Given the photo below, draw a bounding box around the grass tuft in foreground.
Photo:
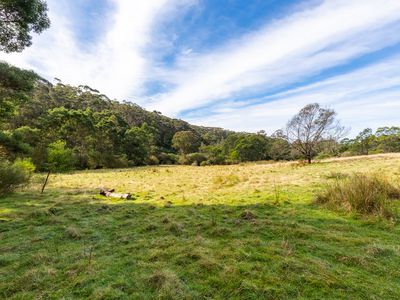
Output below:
[316,173,400,219]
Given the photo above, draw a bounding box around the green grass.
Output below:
[1,154,400,299]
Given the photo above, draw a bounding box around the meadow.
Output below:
[1,154,400,299]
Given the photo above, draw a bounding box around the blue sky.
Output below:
[1,0,400,135]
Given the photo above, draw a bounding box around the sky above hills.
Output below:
[1,0,400,135]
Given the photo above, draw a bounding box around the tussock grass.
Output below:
[212,173,242,187]
[323,171,349,180]
[65,226,82,239]
[316,173,400,219]
[147,269,190,299]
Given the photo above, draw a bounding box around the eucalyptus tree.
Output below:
[286,103,346,163]
[0,0,50,52]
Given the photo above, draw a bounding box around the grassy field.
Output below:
[1,154,400,299]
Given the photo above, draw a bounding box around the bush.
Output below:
[200,160,211,166]
[316,173,400,219]
[13,158,36,174]
[47,140,76,172]
[315,152,333,160]
[178,153,208,165]
[147,155,159,165]
[157,152,178,165]
[0,158,33,197]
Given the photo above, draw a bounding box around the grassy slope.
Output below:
[1,154,400,299]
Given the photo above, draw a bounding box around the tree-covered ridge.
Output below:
[0,62,235,170]
[1,61,399,173]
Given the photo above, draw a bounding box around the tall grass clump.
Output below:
[213,173,241,187]
[316,173,400,219]
[0,158,35,197]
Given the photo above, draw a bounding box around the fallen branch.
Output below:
[99,188,132,200]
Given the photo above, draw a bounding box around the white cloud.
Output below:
[185,55,400,136]
[145,0,400,116]
[0,0,189,100]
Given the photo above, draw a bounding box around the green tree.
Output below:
[230,134,269,162]
[0,62,41,125]
[269,138,291,161]
[124,124,153,165]
[354,128,374,155]
[172,131,200,155]
[375,127,400,153]
[47,140,75,172]
[0,0,50,52]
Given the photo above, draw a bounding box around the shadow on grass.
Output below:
[1,191,400,299]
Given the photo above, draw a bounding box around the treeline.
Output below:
[1,62,400,174]
[340,127,400,156]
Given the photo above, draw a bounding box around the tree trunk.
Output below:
[307,156,312,164]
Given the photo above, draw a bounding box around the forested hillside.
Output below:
[0,62,235,170]
[1,61,400,173]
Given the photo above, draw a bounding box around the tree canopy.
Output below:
[172,131,201,155]
[0,0,50,52]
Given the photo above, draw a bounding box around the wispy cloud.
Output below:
[186,54,400,135]
[145,0,400,117]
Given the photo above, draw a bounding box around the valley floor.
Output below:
[1,154,400,299]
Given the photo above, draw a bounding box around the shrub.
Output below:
[147,155,159,165]
[0,158,33,197]
[315,152,333,160]
[200,160,211,166]
[13,158,36,174]
[178,153,208,165]
[315,173,400,219]
[47,140,76,172]
[158,152,178,165]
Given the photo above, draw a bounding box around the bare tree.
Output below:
[286,103,346,163]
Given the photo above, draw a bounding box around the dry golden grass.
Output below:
[26,153,400,207]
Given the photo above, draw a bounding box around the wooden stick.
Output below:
[41,171,51,194]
